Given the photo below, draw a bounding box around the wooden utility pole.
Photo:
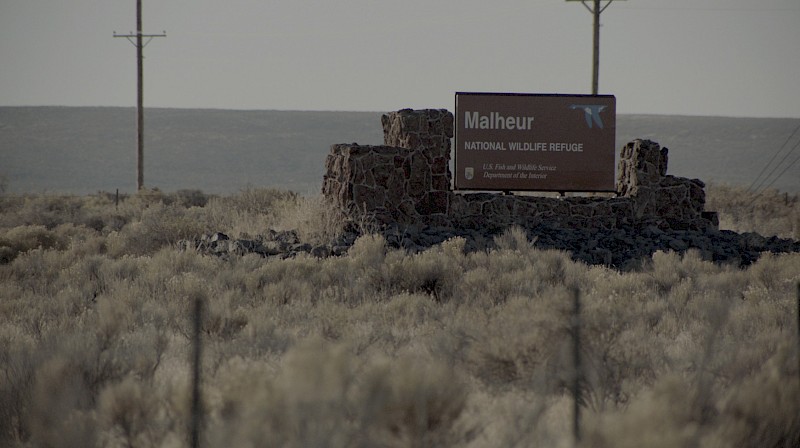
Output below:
[566,0,624,95]
[114,0,165,190]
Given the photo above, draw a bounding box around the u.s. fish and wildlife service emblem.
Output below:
[464,167,474,180]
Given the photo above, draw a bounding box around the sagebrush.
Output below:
[0,187,798,447]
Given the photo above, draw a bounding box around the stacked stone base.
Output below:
[449,194,637,232]
[322,109,718,233]
[322,143,451,226]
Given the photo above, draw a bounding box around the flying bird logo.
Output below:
[569,104,607,129]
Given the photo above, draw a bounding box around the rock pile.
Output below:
[181,223,799,269]
[177,229,351,261]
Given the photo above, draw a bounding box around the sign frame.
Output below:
[454,92,616,193]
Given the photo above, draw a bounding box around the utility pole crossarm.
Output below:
[566,0,624,95]
[113,31,167,37]
[114,31,167,48]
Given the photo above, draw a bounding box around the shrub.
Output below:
[710,345,800,448]
[27,354,97,448]
[174,189,211,208]
[96,375,159,448]
[107,203,208,256]
[208,339,466,447]
[198,188,296,239]
[272,194,346,246]
[230,186,296,215]
[0,225,61,264]
[493,225,533,252]
[1,189,798,448]
[0,322,37,445]
[381,242,465,301]
[384,292,441,328]
[358,354,467,446]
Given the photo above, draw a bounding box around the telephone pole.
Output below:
[114,0,165,190]
[566,0,624,95]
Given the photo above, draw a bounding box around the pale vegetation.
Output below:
[706,183,799,240]
[0,185,798,447]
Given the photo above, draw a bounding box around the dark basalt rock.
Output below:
[180,223,799,270]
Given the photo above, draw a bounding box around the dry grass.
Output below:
[706,183,799,239]
[0,188,798,447]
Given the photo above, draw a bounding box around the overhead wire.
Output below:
[746,121,800,193]
[746,134,800,208]
[755,140,800,194]
[613,6,800,12]
[751,131,800,194]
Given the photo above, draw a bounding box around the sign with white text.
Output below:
[454,92,616,191]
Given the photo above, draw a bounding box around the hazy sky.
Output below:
[2,0,799,117]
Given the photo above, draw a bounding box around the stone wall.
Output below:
[322,109,718,232]
[322,109,453,226]
[617,139,714,229]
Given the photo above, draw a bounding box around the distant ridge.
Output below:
[1,107,798,194]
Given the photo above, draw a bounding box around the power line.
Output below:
[746,137,800,208]
[746,121,800,193]
[614,6,800,12]
[750,128,800,195]
[756,141,800,194]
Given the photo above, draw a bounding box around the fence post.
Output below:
[190,298,203,448]
[572,287,582,446]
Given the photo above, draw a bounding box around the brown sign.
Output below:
[454,92,616,192]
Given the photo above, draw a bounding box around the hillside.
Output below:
[1,107,798,194]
